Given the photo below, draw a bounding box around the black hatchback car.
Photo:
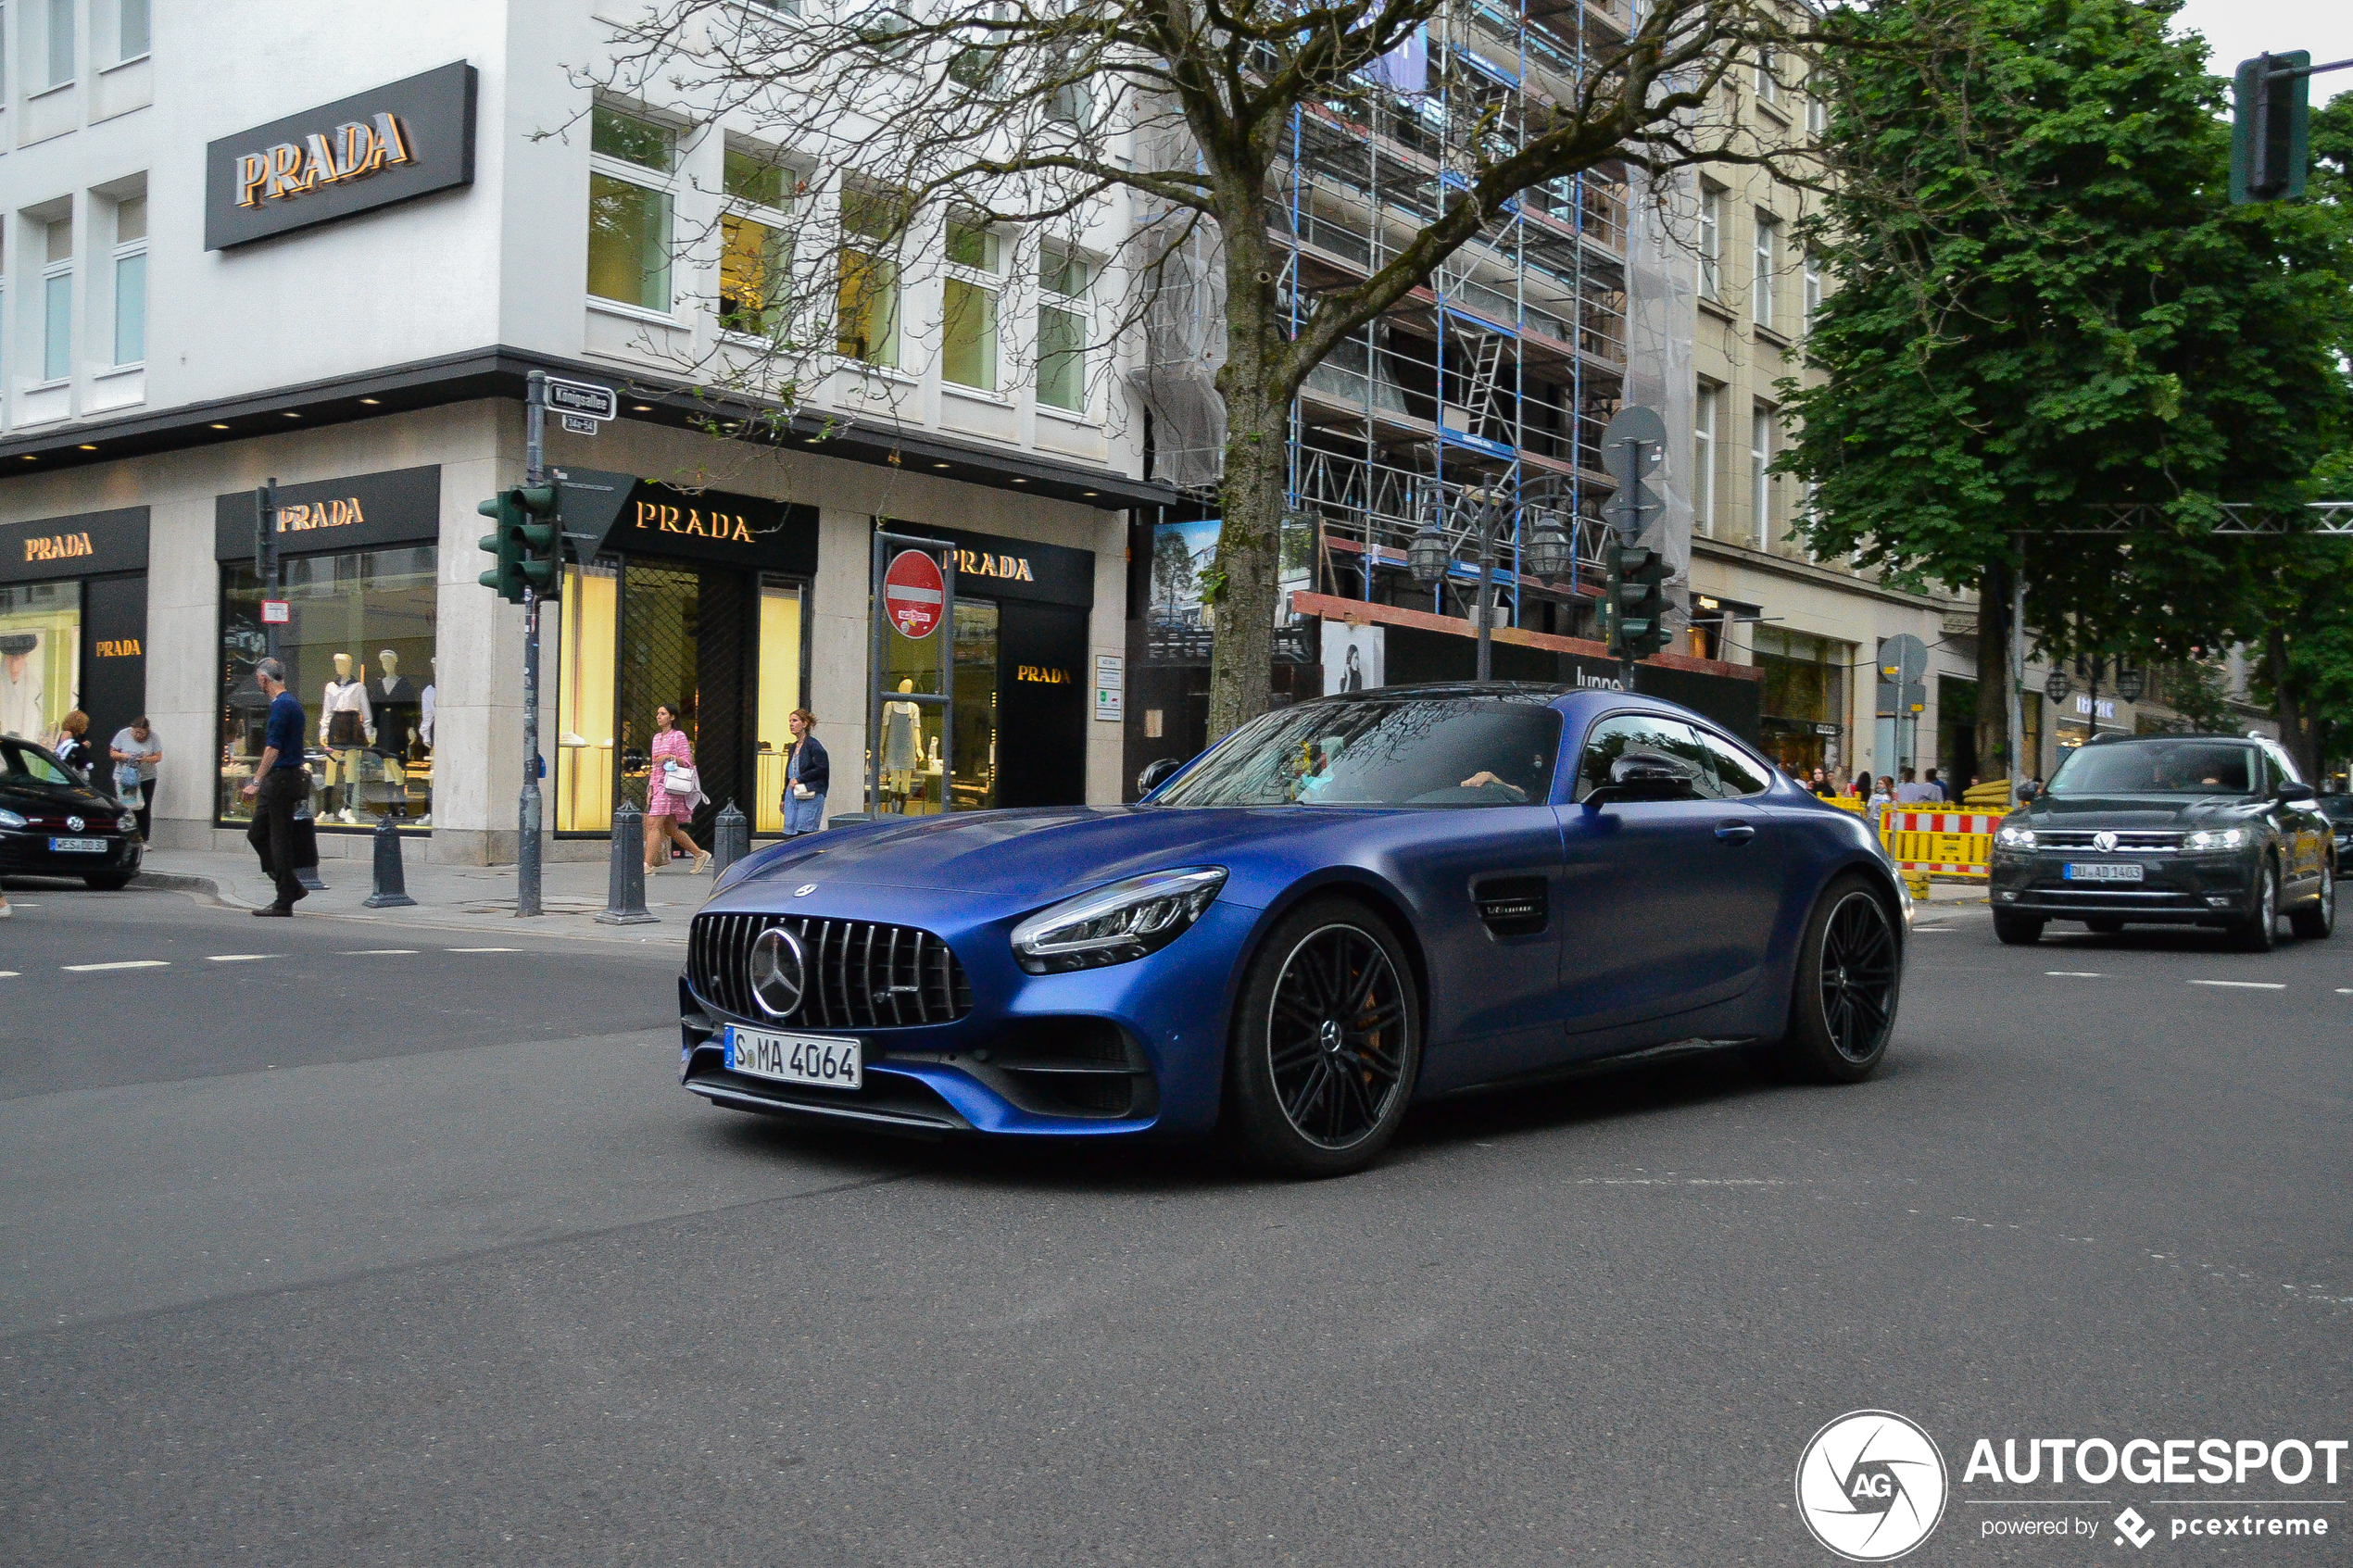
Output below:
[0,735,142,889]
[1989,734,2334,950]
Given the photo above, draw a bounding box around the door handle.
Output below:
[1715,821,1756,846]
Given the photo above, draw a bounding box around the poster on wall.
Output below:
[1321,621,1385,695]
[1149,514,1316,665]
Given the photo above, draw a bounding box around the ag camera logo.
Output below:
[1795,1410,1949,1562]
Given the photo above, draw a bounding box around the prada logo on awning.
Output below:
[236,117,415,208]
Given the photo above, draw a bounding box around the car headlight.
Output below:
[2184,827,2249,851]
[1012,867,1227,974]
[0,809,23,829]
[1995,824,2036,848]
[119,812,139,834]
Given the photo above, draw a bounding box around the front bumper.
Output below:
[676,897,1260,1139]
[1990,848,2258,923]
[0,829,141,878]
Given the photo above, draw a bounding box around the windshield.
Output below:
[2047,740,2258,797]
[0,739,78,788]
[1154,696,1564,808]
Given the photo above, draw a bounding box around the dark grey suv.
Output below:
[1988,734,2334,950]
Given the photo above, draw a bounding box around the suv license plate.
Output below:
[48,836,107,854]
[725,1025,862,1090]
[2063,862,2143,882]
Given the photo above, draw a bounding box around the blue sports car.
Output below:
[682,684,1910,1175]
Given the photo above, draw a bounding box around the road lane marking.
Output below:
[207,954,281,963]
[63,960,170,972]
[337,948,419,955]
[445,947,520,953]
[2188,980,2286,990]
[2045,972,2105,978]
[0,971,18,979]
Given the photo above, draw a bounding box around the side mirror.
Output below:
[2016,780,2040,801]
[2279,781,2317,804]
[1136,757,1187,797]
[1586,749,1704,806]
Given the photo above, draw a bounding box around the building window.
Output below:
[1752,625,1850,776]
[1751,404,1774,549]
[719,146,791,338]
[41,217,71,383]
[1806,92,1826,138]
[45,0,73,85]
[585,106,675,312]
[837,188,903,368]
[0,582,81,742]
[1038,244,1092,412]
[1693,383,1718,536]
[112,194,145,366]
[1803,247,1822,327]
[1752,212,1777,332]
[1755,47,1778,105]
[941,215,1001,391]
[119,0,147,59]
[1697,184,1721,302]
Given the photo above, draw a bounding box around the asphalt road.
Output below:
[1,887,2346,1565]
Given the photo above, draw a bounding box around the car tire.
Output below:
[2084,917,2124,935]
[1994,911,2045,946]
[2232,860,2280,953]
[1778,873,1903,1085]
[1221,897,1422,1178]
[83,872,133,892]
[2288,858,2334,941]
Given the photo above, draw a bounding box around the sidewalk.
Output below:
[126,846,704,948]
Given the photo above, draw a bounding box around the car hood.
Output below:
[734,805,1370,905]
[2022,794,2267,828]
[1,778,120,817]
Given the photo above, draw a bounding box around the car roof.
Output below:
[2082,732,2257,747]
[1290,680,1730,731]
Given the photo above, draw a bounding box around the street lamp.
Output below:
[1524,507,1573,583]
[1406,492,1451,584]
[2114,666,2146,704]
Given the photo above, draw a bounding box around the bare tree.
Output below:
[579,0,1818,737]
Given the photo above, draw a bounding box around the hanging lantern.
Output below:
[1407,519,1451,583]
[1524,508,1573,581]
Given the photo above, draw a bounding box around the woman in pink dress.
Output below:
[644,703,711,874]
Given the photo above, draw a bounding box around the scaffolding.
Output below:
[1269,0,1635,633]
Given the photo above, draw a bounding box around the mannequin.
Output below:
[419,659,436,749]
[321,651,374,822]
[882,677,924,809]
[414,658,436,826]
[371,649,421,818]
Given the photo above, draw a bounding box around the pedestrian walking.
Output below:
[1867,775,1894,816]
[644,703,711,874]
[110,716,163,840]
[783,709,829,835]
[1923,767,1949,802]
[1850,770,1871,798]
[51,710,94,776]
[1894,767,1935,804]
[239,659,310,915]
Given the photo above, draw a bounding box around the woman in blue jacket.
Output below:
[784,709,828,835]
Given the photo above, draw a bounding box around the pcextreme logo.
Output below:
[1795,1410,1950,1562]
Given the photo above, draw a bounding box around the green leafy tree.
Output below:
[1784,0,2353,772]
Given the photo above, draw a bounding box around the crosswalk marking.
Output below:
[64,960,170,972]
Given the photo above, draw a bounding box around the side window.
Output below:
[1576,714,1707,801]
[2259,740,2302,787]
[1696,729,1774,797]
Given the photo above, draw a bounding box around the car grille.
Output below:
[688,911,974,1029]
[2034,830,2183,852]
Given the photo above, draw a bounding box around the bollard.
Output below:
[361,814,417,908]
[711,801,749,879]
[596,798,659,924]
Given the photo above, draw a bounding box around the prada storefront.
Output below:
[215,466,441,831]
[0,508,149,753]
[556,482,814,839]
[875,523,1092,816]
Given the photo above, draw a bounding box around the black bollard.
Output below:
[711,801,749,878]
[360,814,417,908]
[596,799,659,924]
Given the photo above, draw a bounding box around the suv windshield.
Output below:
[2047,740,2259,797]
[1154,695,1563,808]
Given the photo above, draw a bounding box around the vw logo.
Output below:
[794,884,818,897]
[66,816,83,833]
[747,926,808,1020]
[2093,831,2119,853]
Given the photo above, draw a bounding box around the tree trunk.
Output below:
[2265,625,2321,782]
[1204,214,1290,743]
[1976,559,2011,783]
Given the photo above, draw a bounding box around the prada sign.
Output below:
[206,62,477,250]
[0,508,150,584]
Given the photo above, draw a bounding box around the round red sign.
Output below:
[882,548,946,640]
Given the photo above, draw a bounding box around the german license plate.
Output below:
[725,1025,862,1090]
[48,836,107,854]
[2063,862,2143,882]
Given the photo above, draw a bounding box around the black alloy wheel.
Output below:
[1993,910,2045,946]
[1780,873,1902,1083]
[2289,858,2334,941]
[2233,860,2280,953]
[1223,898,1421,1177]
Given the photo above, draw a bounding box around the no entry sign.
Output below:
[883,548,946,639]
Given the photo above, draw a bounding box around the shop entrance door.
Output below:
[617,561,699,819]
[995,600,1088,809]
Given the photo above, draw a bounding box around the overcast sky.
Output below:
[2168,0,2350,103]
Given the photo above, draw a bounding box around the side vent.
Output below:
[1473,875,1549,937]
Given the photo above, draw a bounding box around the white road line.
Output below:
[2189,979,2287,990]
[2045,972,2106,978]
[0,971,18,979]
[337,948,419,956]
[445,947,521,953]
[63,960,170,972]
[206,954,281,963]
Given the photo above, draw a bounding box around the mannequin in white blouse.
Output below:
[321,651,374,821]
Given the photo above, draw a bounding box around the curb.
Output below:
[131,870,222,896]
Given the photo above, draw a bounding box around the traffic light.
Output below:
[2231,53,2309,204]
[475,484,560,604]
[1604,542,1669,661]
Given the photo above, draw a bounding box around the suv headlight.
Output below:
[1995,824,2036,849]
[2184,827,2249,851]
[1012,867,1227,974]
[0,808,24,829]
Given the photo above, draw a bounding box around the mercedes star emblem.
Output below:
[794,884,818,897]
[2093,831,2119,853]
[747,926,808,1020]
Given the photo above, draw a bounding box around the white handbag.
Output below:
[662,760,699,795]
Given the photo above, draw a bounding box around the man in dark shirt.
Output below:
[239,658,309,914]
